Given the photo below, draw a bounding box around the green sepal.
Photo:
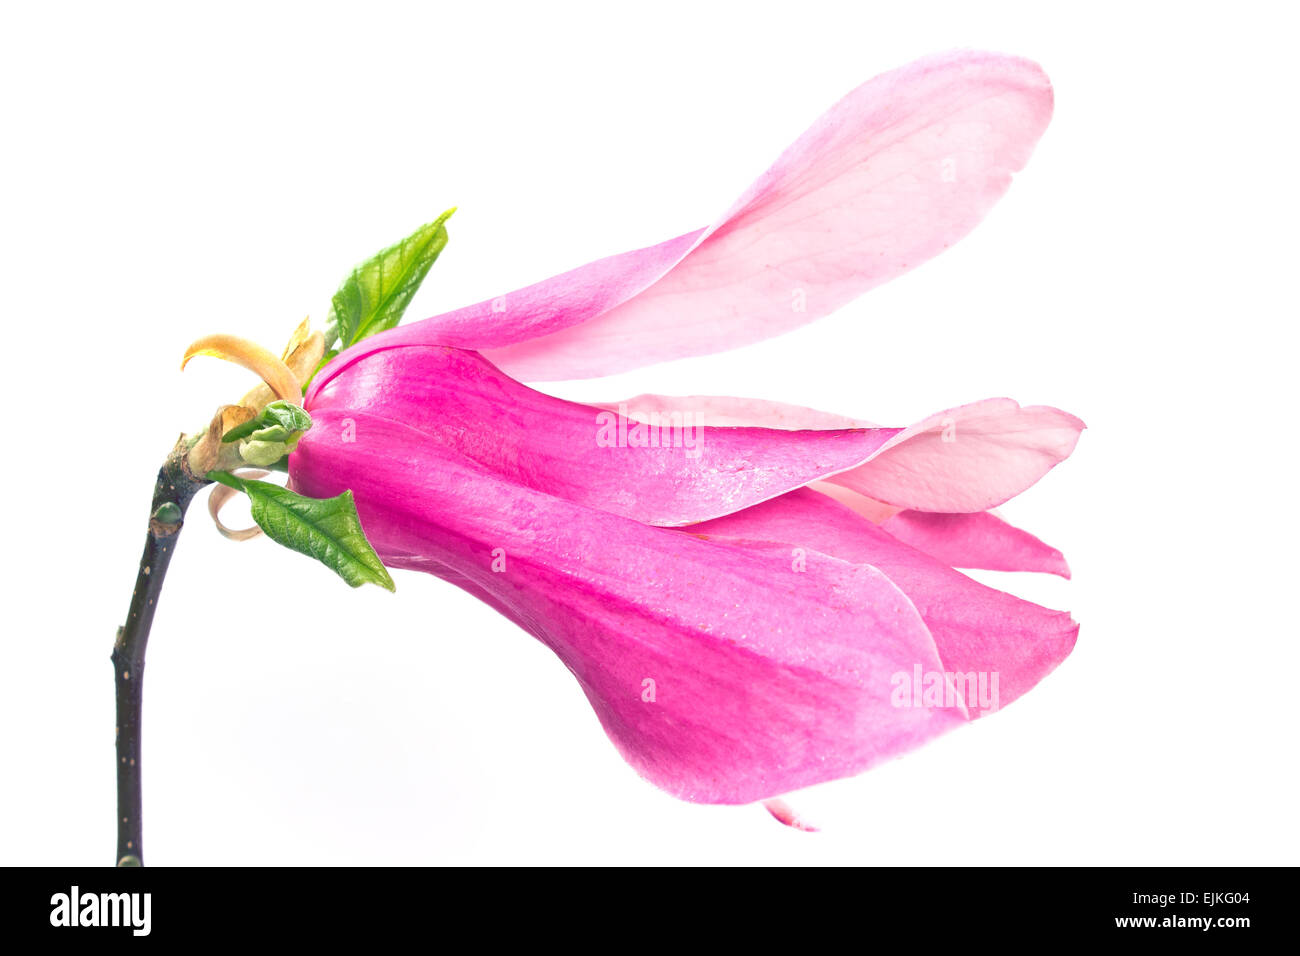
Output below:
[207,471,395,592]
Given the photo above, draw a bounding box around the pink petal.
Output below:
[828,398,1085,512]
[309,50,1053,392]
[808,482,903,523]
[489,50,1053,380]
[291,410,968,804]
[689,488,1078,715]
[763,798,820,832]
[307,345,897,527]
[601,392,1085,514]
[881,510,1071,578]
[307,229,703,399]
[798,483,1071,577]
[310,347,1081,526]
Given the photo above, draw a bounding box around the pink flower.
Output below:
[290,50,1080,804]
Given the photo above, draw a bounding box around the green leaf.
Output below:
[207,472,395,592]
[222,400,313,443]
[326,208,455,350]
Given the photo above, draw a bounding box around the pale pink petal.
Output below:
[488,50,1053,380]
[828,398,1085,512]
[308,50,1053,393]
[291,410,967,803]
[598,392,1085,514]
[881,509,1071,577]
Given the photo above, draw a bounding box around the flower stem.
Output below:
[112,436,209,866]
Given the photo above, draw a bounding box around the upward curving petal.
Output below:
[487,50,1054,380]
[309,50,1053,391]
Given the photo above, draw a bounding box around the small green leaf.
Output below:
[222,401,313,443]
[207,471,395,592]
[325,208,455,350]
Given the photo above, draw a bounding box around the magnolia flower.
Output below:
[279,50,1081,805]
[294,361,1081,803]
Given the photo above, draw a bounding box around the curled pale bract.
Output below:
[207,468,271,541]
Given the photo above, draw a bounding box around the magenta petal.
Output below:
[291,410,968,803]
[881,510,1071,578]
[310,347,1080,526]
[307,345,900,527]
[308,50,1053,391]
[689,488,1078,715]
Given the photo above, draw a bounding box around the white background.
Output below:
[3,1,1296,865]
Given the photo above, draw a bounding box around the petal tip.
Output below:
[763,798,820,833]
